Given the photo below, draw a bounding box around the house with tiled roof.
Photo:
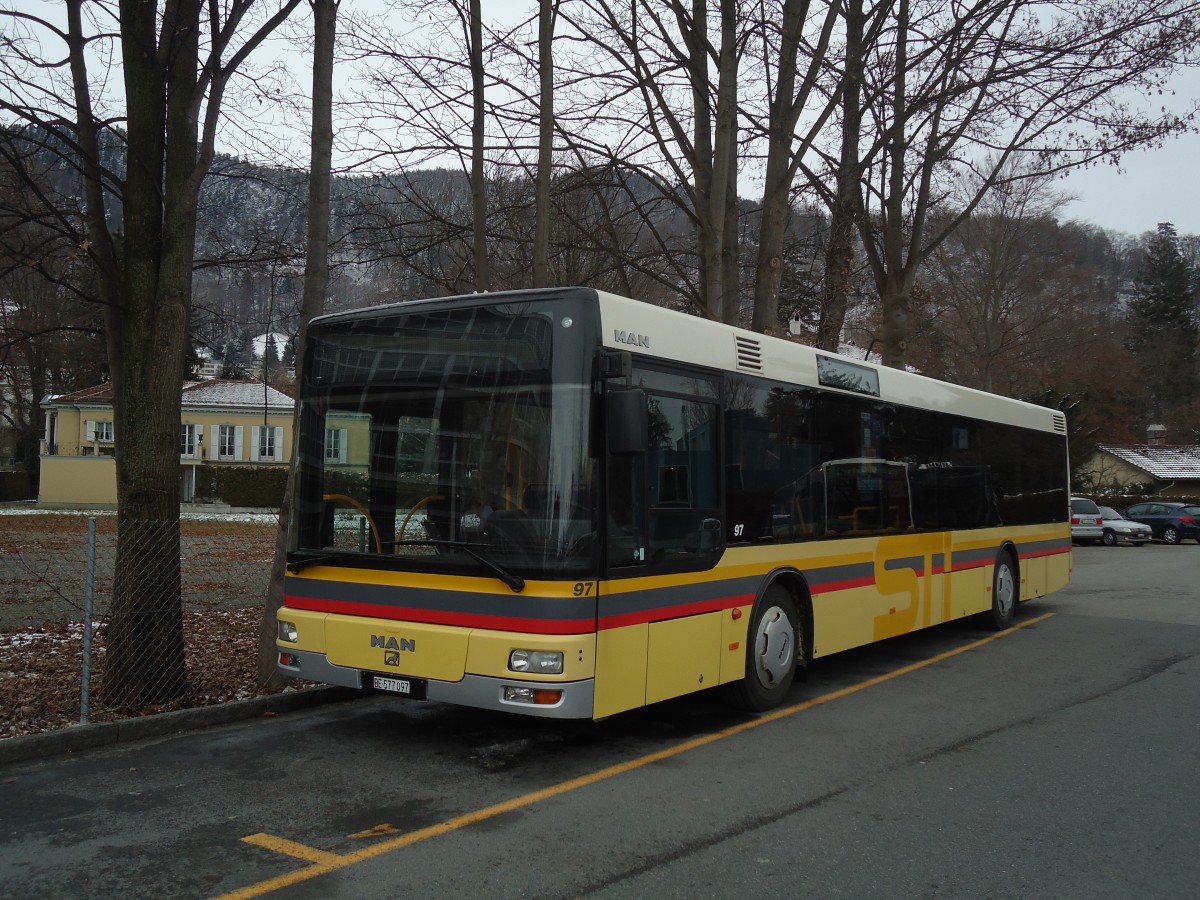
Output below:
[1077,443,1200,498]
[39,380,295,508]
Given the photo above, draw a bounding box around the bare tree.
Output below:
[919,168,1097,393]
[258,0,338,687]
[850,0,1200,369]
[1,0,300,705]
[745,0,843,334]
[561,0,746,322]
[341,0,510,294]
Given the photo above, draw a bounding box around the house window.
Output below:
[259,426,275,460]
[218,425,242,461]
[251,425,283,462]
[324,427,347,464]
[181,424,200,459]
[86,420,114,442]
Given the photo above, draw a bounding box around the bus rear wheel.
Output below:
[981,550,1017,631]
[727,585,799,712]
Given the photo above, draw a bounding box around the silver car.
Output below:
[1098,506,1152,546]
[1070,497,1104,544]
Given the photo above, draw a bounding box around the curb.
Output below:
[0,685,359,767]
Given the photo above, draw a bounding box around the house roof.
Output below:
[46,380,294,411]
[43,383,114,405]
[1097,444,1200,480]
[182,380,293,410]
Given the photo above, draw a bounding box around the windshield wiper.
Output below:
[286,554,337,574]
[394,540,526,593]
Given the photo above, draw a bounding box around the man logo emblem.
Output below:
[384,651,400,667]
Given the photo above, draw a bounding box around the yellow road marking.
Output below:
[217,612,1054,899]
[239,834,345,867]
[350,823,400,839]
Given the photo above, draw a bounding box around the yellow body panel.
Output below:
[949,566,989,620]
[464,631,596,681]
[282,522,1071,718]
[594,624,648,718]
[284,609,596,683]
[645,612,722,705]
[326,617,470,681]
[1022,555,1047,599]
[719,606,753,684]
[811,586,881,657]
[276,608,327,652]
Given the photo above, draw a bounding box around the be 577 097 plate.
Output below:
[369,674,427,699]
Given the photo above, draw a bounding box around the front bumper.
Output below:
[279,648,596,719]
[1110,530,1151,544]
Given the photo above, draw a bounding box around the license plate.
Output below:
[369,675,426,699]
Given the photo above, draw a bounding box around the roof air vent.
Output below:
[1052,413,1067,434]
[735,336,763,372]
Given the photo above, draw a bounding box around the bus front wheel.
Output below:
[727,585,799,712]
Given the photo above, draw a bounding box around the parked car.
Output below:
[1097,506,1152,546]
[1069,496,1104,544]
[1119,501,1200,545]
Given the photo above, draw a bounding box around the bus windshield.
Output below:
[291,299,598,580]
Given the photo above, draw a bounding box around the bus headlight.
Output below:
[509,649,563,674]
[278,620,299,643]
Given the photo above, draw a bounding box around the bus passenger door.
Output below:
[595,376,724,717]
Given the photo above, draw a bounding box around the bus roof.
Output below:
[308,286,1065,436]
[594,289,1063,435]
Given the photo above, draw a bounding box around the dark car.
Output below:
[1119,501,1200,544]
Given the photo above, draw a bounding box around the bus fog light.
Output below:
[279,651,299,667]
[278,620,299,643]
[503,685,564,705]
[509,649,563,674]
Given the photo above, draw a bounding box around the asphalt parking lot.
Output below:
[1,541,1198,899]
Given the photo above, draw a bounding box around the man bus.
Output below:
[276,287,1070,718]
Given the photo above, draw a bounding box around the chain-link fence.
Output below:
[0,512,280,737]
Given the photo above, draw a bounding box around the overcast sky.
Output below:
[1061,131,1200,238]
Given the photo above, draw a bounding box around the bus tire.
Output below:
[727,585,799,712]
[982,549,1018,630]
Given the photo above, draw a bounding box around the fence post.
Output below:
[80,517,96,724]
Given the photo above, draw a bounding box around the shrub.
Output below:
[194,466,288,508]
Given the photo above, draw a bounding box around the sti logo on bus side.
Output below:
[371,635,415,652]
[614,330,650,348]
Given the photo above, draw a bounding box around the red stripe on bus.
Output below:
[598,593,756,630]
[283,595,594,635]
[1020,547,1072,560]
[810,575,876,595]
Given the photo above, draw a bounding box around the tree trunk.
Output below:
[532,0,555,288]
[469,0,490,292]
[100,0,202,706]
[711,0,739,324]
[879,0,910,369]
[258,0,338,687]
[879,275,912,368]
[751,0,802,334]
[816,0,865,352]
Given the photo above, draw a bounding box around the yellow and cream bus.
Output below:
[276,287,1071,718]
